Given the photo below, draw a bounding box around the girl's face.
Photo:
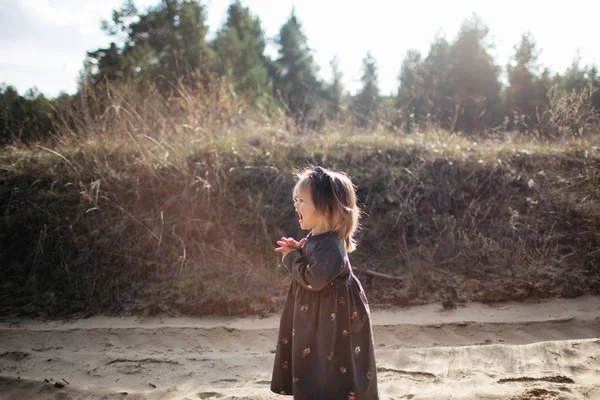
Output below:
[294,185,329,234]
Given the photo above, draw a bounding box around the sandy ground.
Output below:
[1,296,599,400]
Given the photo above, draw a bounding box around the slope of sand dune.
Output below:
[1,296,599,400]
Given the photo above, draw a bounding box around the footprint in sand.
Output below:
[53,391,74,400]
[197,392,224,399]
[0,351,30,361]
[210,378,238,384]
[512,388,559,399]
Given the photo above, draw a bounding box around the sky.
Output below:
[1,0,598,98]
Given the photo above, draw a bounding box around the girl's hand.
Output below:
[276,236,307,250]
[274,237,307,257]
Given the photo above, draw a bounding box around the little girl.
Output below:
[271,166,379,400]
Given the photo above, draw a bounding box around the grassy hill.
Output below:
[1,87,599,319]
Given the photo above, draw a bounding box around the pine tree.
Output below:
[88,0,213,89]
[422,36,453,128]
[396,49,424,131]
[447,15,501,133]
[86,42,124,83]
[326,55,344,119]
[505,32,543,131]
[353,52,379,127]
[212,1,269,99]
[273,8,321,124]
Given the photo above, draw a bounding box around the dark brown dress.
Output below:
[270,231,379,400]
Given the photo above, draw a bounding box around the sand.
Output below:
[1,296,599,400]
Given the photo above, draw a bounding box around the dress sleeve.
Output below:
[282,239,345,291]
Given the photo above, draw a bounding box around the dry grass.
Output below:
[1,81,599,319]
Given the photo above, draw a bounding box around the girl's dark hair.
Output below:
[293,165,361,252]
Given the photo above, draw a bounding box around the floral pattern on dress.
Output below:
[270,232,378,399]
